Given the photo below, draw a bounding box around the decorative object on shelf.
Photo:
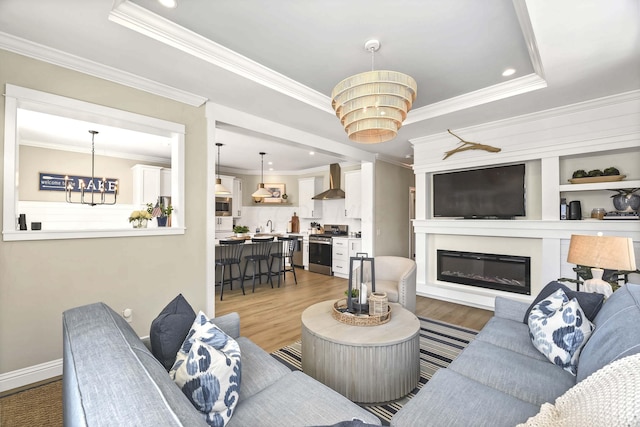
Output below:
[569,167,626,184]
[64,130,119,206]
[233,225,249,237]
[590,208,607,220]
[151,196,173,227]
[215,143,231,195]
[443,129,501,160]
[130,203,153,228]
[281,193,288,200]
[610,188,640,212]
[346,253,376,314]
[252,152,272,199]
[369,292,388,316]
[129,210,152,228]
[569,175,626,184]
[261,183,286,203]
[566,233,637,297]
[331,39,417,144]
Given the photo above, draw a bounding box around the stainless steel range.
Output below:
[308,224,348,275]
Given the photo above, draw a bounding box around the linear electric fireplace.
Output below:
[437,250,531,295]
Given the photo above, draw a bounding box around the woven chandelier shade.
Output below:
[331,70,417,144]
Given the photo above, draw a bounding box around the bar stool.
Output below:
[242,237,274,292]
[215,239,245,300]
[270,236,298,287]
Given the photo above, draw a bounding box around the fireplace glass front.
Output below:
[437,250,531,295]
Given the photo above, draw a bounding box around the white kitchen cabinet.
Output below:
[132,164,163,206]
[298,177,323,218]
[214,217,234,241]
[160,168,172,197]
[344,170,361,219]
[332,237,362,279]
[233,178,243,218]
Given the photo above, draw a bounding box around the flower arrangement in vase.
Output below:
[129,209,152,228]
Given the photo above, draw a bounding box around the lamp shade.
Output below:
[252,184,272,198]
[215,178,231,195]
[567,234,637,271]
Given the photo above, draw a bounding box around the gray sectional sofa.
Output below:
[63,283,640,426]
[391,282,640,426]
[62,302,381,427]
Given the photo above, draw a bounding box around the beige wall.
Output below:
[375,161,414,257]
[0,50,208,373]
[19,145,169,203]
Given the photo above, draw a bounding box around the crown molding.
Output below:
[109,1,332,114]
[0,31,207,107]
[410,88,640,147]
[404,73,547,125]
[110,1,547,127]
[512,0,545,79]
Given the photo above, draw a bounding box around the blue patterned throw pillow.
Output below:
[170,311,241,427]
[528,288,594,375]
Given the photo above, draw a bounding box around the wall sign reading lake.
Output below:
[39,173,118,193]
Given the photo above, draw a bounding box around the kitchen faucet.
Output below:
[266,219,273,233]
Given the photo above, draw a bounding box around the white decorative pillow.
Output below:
[528,288,594,375]
[170,311,241,427]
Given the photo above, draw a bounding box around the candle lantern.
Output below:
[347,253,376,314]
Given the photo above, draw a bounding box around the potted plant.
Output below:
[610,188,640,212]
[157,204,173,227]
[233,225,250,237]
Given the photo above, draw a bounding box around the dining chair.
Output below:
[242,237,275,292]
[270,236,298,287]
[215,239,245,300]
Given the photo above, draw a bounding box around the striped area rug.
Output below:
[271,317,478,425]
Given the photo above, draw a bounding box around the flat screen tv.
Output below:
[433,164,526,219]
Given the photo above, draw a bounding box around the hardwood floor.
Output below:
[215,268,493,353]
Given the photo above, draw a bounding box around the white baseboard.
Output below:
[0,359,63,393]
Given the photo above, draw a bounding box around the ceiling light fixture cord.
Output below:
[251,152,272,198]
[215,142,231,195]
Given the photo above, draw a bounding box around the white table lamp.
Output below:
[567,234,637,298]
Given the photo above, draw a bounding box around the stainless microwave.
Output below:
[215,197,232,216]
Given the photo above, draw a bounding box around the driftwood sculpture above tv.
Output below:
[443,129,501,160]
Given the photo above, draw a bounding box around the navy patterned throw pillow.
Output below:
[170,311,241,427]
[528,288,595,375]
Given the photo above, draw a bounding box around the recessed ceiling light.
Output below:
[268,161,273,165]
[502,68,516,77]
[158,0,177,8]
[309,151,315,155]
[268,167,274,171]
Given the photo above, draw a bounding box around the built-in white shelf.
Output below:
[414,219,640,240]
[559,179,640,193]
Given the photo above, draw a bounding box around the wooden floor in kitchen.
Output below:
[215,268,494,353]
